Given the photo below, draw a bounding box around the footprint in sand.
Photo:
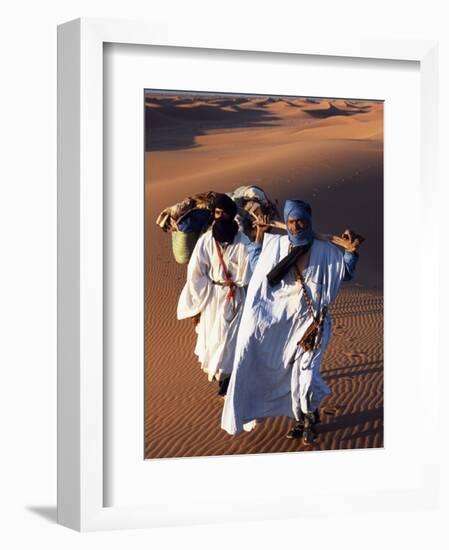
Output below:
[343,351,367,362]
[333,324,346,336]
[323,405,346,416]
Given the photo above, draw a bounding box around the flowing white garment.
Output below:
[221,234,347,435]
[177,230,252,381]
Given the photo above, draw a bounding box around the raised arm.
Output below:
[341,229,362,281]
[247,214,271,271]
[342,250,359,281]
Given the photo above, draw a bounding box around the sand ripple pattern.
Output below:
[145,273,383,458]
[144,94,383,458]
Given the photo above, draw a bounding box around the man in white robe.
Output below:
[221,199,360,443]
[177,194,252,395]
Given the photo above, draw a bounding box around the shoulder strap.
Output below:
[214,239,235,301]
[295,267,319,327]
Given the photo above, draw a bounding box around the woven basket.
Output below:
[171,231,200,264]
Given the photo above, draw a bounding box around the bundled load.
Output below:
[156,192,215,264]
[231,187,365,252]
[155,186,364,265]
[228,185,280,239]
[155,186,280,264]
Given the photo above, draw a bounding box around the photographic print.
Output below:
[144,91,383,459]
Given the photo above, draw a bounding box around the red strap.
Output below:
[214,239,235,301]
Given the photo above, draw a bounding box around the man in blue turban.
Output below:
[221,199,359,445]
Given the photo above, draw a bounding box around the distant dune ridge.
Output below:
[144,92,383,459]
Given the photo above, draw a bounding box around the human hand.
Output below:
[254,214,271,242]
[341,229,365,252]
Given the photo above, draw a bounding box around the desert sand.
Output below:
[144,94,383,458]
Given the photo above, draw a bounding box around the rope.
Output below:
[214,239,236,302]
[295,261,327,352]
[295,265,319,328]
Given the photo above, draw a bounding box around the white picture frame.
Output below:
[57,17,440,531]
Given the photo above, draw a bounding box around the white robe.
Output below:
[177,230,252,381]
[221,234,347,435]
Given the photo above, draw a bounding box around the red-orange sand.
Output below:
[144,95,383,458]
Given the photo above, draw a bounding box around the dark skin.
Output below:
[254,215,308,243]
[256,215,361,252]
[254,214,271,243]
[287,217,307,235]
[214,207,232,221]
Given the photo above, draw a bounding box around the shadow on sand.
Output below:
[303,102,370,119]
[145,97,282,152]
[323,359,383,381]
[318,407,384,436]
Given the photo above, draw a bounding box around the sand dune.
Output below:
[144,93,384,458]
[303,102,370,118]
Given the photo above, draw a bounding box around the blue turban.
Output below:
[283,199,313,246]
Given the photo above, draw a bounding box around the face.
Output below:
[214,208,231,221]
[287,217,307,235]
